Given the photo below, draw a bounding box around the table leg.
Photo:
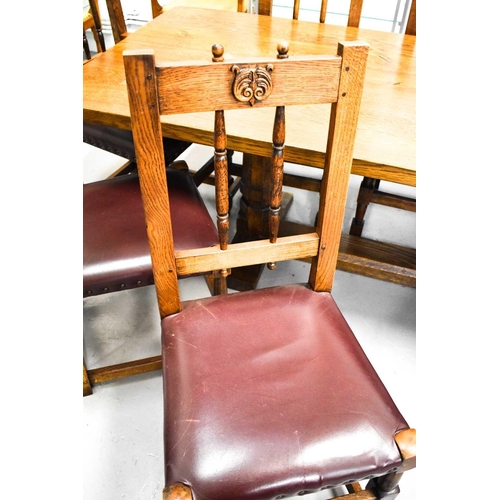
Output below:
[226,153,293,291]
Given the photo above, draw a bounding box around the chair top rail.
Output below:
[146,46,344,115]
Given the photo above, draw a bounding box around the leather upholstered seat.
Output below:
[162,284,408,499]
[84,168,218,297]
[120,40,416,499]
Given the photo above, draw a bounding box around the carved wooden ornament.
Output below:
[230,64,274,106]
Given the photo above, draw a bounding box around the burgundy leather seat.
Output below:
[162,284,408,499]
[83,168,219,297]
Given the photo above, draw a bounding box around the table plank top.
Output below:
[83,7,415,186]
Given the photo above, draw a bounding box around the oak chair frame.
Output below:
[122,36,416,499]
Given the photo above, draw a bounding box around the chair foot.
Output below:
[349,176,377,237]
[366,478,400,499]
[349,218,364,237]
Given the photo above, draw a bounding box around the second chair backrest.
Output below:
[260,0,415,33]
[123,40,369,319]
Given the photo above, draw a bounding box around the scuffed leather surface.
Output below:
[83,122,191,165]
[162,284,408,500]
[83,169,218,296]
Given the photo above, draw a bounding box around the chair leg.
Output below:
[349,176,377,237]
[365,428,416,499]
[163,483,193,500]
[83,361,93,396]
[366,473,401,499]
[83,33,92,60]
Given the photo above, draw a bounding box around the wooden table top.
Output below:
[83,7,416,186]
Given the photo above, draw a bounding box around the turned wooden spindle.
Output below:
[269,105,285,245]
[212,44,230,286]
[267,42,288,270]
[214,110,230,250]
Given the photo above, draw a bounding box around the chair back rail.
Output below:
[123,41,369,318]
[154,56,342,114]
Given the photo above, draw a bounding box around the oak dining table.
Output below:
[83,6,416,289]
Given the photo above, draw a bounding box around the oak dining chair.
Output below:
[123,37,416,499]
[83,158,222,396]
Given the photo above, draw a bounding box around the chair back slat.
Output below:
[405,0,416,35]
[258,0,273,16]
[291,0,365,26]
[347,0,364,27]
[156,56,342,115]
[319,0,328,23]
[151,0,163,19]
[123,40,369,318]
